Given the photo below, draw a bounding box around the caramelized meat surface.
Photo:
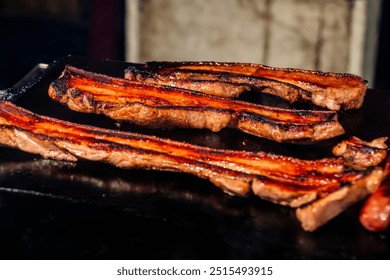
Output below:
[141,61,368,110]
[0,101,383,214]
[49,66,344,142]
[333,136,388,170]
[125,66,309,102]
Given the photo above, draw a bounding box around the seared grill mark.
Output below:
[237,111,335,130]
[49,66,344,142]
[50,78,67,98]
[70,89,82,98]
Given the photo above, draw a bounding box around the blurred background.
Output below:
[0,0,388,89]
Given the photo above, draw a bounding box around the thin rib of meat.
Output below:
[144,61,368,110]
[48,66,344,142]
[297,137,388,231]
[124,66,309,101]
[0,101,382,210]
[296,167,384,231]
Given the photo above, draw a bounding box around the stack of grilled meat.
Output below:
[0,61,388,232]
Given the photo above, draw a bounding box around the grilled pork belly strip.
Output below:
[144,61,368,110]
[48,66,344,142]
[297,138,388,231]
[124,66,310,102]
[125,66,252,98]
[0,101,383,212]
[296,167,384,232]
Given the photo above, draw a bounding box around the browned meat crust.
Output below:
[143,61,368,110]
[124,66,310,102]
[332,136,388,170]
[296,167,384,232]
[125,66,252,98]
[0,101,383,214]
[297,138,388,231]
[48,66,344,142]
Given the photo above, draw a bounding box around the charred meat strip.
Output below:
[333,136,388,170]
[297,139,388,232]
[124,66,310,102]
[0,101,383,212]
[125,66,252,98]
[48,66,344,142]
[144,61,368,110]
[296,167,384,232]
